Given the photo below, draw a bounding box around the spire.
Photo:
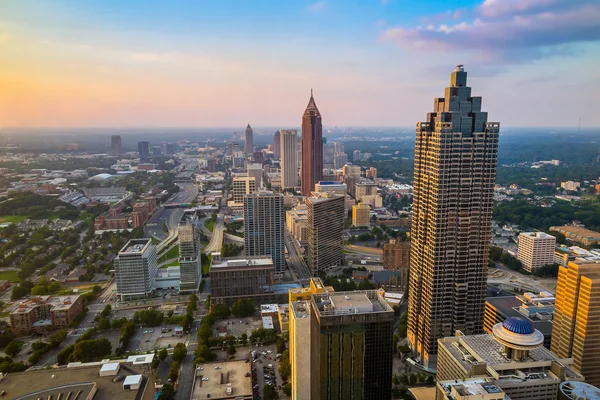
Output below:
[304,89,321,117]
[311,88,313,98]
[246,124,251,129]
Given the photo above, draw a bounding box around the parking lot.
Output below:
[127,324,188,352]
[249,343,288,399]
[212,316,263,338]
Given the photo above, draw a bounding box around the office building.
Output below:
[10,295,83,336]
[286,204,308,246]
[314,181,347,196]
[355,180,377,201]
[244,191,285,273]
[231,176,257,204]
[307,193,345,275]
[408,65,500,367]
[273,130,281,159]
[178,210,202,292]
[333,152,348,169]
[437,318,582,400]
[247,163,263,188]
[360,194,383,208]
[289,286,394,400]
[365,167,377,179]
[301,90,323,197]
[561,181,581,191]
[281,129,298,189]
[352,203,371,227]
[383,238,410,273]
[552,261,600,386]
[152,145,162,156]
[245,124,254,155]
[517,232,557,273]
[110,135,122,158]
[437,378,507,400]
[114,239,158,301]
[342,163,361,180]
[210,254,274,306]
[161,142,175,156]
[353,149,362,161]
[137,141,150,158]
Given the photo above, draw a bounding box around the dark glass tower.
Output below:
[301,90,323,197]
[408,65,500,367]
[245,124,254,155]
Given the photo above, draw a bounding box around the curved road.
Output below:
[204,214,225,254]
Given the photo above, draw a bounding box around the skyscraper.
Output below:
[551,261,600,386]
[408,65,500,367]
[244,191,285,273]
[245,124,254,155]
[273,130,281,159]
[114,239,158,301]
[231,176,257,204]
[138,141,150,158]
[178,210,202,292]
[306,193,344,275]
[110,135,122,158]
[280,129,298,189]
[247,163,263,188]
[301,90,323,197]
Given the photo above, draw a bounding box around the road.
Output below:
[488,262,557,294]
[344,244,384,255]
[145,183,199,241]
[204,214,225,254]
[284,231,312,285]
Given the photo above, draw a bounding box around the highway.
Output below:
[204,214,225,254]
[284,231,312,284]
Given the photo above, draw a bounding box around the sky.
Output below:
[1,0,599,128]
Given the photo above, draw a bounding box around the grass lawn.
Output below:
[0,270,19,282]
[201,254,212,275]
[0,215,27,223]
[158,244,179,264]
[204,218,215,232]
[150,236,161,245]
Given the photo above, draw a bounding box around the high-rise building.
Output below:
[137,141,150,158]
[383,238,410,271]
[365,167,377,179]
[332,141,344,154]
[353,149,362,161]
[551,261,600,387]
[178,210,202,292]
[323,142,334,169]
[342,163,361,180]
[301,91,323,197]
[436,318,582,400]
[273,130,281,159]
[289,286,395,400]
[110,135,122,158]
[247,163,263,188]
[352,203,371,227]
[114,239,158,301]
[280,129,298,189]
[244,191,285,273]
[314,181,346,196]
[152,145,162,156]
[333,152,348,169]
[354,180,377,201]
[245,124,254,155]
[306,193,344,275]
[231,176,257,204]
[408,65,500,367]
[517,232,556,273]
[161,142,176,156]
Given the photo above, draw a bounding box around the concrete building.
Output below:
[280,129,298,189]
[342,163,361,181]
[244,124,253,155]
[552,261,600,387]
[517,232,556,272]
[360,194,383,208]
[137,141,150,158]
[307,193,345,275]
[110,135,122,158]
[437,318,583,400]
[244,191,285,273]
[231,176,257,205]
[550,225,600,247]
[409,65,500,367]
[333,152,348,169]
[365,167,377,179]
[301,90,323,197]
[314,181,347,198]
[273,130,281,159]
[437,378,507,400]
[355,180,377,201]
[286,204,308,246]
[383,238,410,273]
[289,286,394,400]
[352,203,371,227]
[178,210,202,292]
[246,163,263,188]
[191,360,252,400]
[561,181,581,191]
[114,239,158,301]
[10,295,83,335]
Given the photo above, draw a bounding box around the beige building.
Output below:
[550,225,600,247]
[551,261,600,387]
[342,163,361,180]
[437,379,507,400]
[561,181,580,191]
[517,232,556,272]
[365,167,377,179]
[352,203,371,227]
[230,176,257,205]
[286,204,308,246]
[306,193,345,275]
[408,65,500,367]
[246,163,263,188]
[280,129,298,189]
[383,239,410,272]
[191,360,252,399]
[354,180,377,201]
[314,181,347,196]
[10,295,83,335]
[360,194,383,208]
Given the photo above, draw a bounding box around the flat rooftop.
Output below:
[211,256,273,269]
[120,238,152,254]
[439,378,508,399]
[486,296,553,336]
[551,226,600,241]
[179,210,198,225]
[313,290,392,316]
[0,364,154,400]
[291,300,310,319]
[520,231,556,239]
[191,360,252,400]
[11,294,81,314]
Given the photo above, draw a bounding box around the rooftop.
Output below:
[486,296,554,336]
[312,290,392,317]
[439,378,508,400]
[120,238,152,254]
[291,300,310,319]
[11,294,81,314]
[551,225,600,241]
[560,381,600,399]
[191,360,252,400]
[211,256,273,269]
[519,231,555,239]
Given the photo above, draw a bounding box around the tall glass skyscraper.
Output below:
[408,65,500,367]
[178,210,201,292]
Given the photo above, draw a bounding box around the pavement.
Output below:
[488,262,557,294]
[204,214,225,254]
[284,231,311,285]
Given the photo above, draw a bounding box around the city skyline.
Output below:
[1,0,599,128]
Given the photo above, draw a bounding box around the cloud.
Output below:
[374,19,386,27]
[380,1,600,64]
[306,1,327,13]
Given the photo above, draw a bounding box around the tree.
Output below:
[158,383,176,400]
[47,281,61,293]
[133,309,164,326]
[100,304,112,318]
[239,333,248,346]
[231,298,256,317]
[358,278,374,290]
[172,343,187,363]
[169,361,180,382]
[195,344,216,363]
[276,337,286,354]
[4,341,22,358]
[158,348,169,362]
[97,317,111,331]
[57,344,75,365]
[227,344,236,355]
[151,351,160,370]
[263,384,278,400]
[71,338,112,362]
[282,383,291,397]
[11,285,30,300]
[278,350,291,379]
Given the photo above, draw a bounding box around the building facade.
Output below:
[383,238,411,273]
[114,239,158,301]
[551,261,600,387]
[307,194,345,275]
[354,181,377,201]
[178,210,202,292]
[246,163,263,188]
[517,232,556,272]
[352,203,371,227]
[138,141,150,158]
[110,135,122,158]
[273,130,281,159]
[280,129,298,189]
[301,91,323,197]
[244,124,253,155]
[244,191,285,273]
[314,181,347,196]
[232,176,257,204]
[408,65,500,367]
[10,295,83,336]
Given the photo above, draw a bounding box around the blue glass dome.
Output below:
[502,317,534,334]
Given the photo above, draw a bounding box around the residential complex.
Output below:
[10,295,83,335]
[306,193,345,275]
[244,191,285,273]
[280,129,298,189]
[178,210,202,292]
[231,176,257,204]
[437,318,582,400]
[300,91,323,197]
[517,232,556,272]
[352,203,371,227]
[408,65,500,367]
[551,261,600,387]
[289,284,394,400]
[114,239,158,301]
[244,124,253,155]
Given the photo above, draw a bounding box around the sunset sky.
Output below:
[1,0,599,128]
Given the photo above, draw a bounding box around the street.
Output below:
[284,231,311,285]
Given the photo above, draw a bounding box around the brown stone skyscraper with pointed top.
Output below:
[408,65,500,368]
[244,124,253,155]
[301,90,323,197]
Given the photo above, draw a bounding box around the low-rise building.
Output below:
[10,295,83,335]
[550,225,600,247]
[191,360,252,400]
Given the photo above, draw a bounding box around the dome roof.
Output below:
[502,317,534,334]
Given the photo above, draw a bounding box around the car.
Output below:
[145,339,150,342]
[202,377,209,381]
[215,366,221,369]
[245,372,251,377]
